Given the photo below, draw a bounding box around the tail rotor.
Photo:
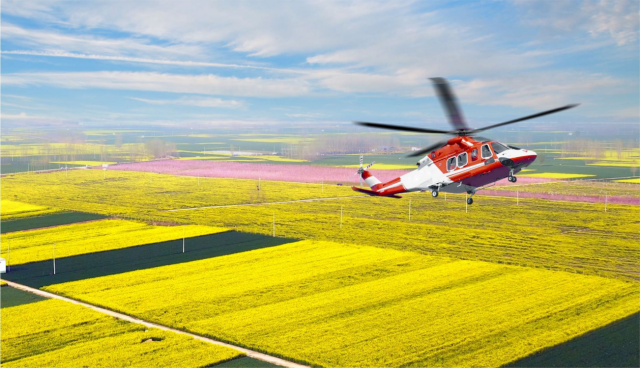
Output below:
[353,155,375,186]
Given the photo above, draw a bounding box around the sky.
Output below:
[1,0,639,131]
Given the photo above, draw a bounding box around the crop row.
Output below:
[1,297,242,367]
[0,200,61,221]
[45,240,640,368]
[0,219,227,265]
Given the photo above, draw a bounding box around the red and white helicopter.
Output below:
[352,78,578,204]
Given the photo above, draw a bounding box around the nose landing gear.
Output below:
[508,170,517,183]
[432,190,439,198]
[466,189,476,205]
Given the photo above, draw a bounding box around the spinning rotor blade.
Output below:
[365,161,375,170]
[355,121,451,135]
[430,77,468,131]
[470,104,579,134]
[406,140,449,157]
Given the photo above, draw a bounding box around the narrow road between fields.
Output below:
[4,280,310,368]
[167,195,366,211]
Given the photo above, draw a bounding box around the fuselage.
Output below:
[367,136,536,196]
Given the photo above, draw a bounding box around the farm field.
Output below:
[507,312,639,367]
[44,240,640,368]
[158,193,640,281]
[1,170,359,215]
[2,170,639,280]
[1,292,243,368]
[0,219,227,265]
[3,231,295,289]
[1,211,107,234]
[1,200,61,220]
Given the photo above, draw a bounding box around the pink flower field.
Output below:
[107,160,410,184]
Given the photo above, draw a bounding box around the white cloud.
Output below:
[514,0,640,46]
[3,71,310,97]
[130,96,244,108]
[1,50,301,73]
[2,23,201,58]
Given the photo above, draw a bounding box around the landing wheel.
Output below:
[508,175,517,183]
[432,190,439,198]
[467,198,473,205]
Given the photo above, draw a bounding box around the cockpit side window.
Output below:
[471,148,478,160]
[481,144,492,158]
[491,142,509,154]
[457,152,468,167]
[447,157,456,171]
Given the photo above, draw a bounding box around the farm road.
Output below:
[167,195,366,211]
[4,280,310,368]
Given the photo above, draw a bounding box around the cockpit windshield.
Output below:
[491,142,510,154]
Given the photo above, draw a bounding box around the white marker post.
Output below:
[322,180,324,194]
[409,199,412,221]
[53,243,56,275]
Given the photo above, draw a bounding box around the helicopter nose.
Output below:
[516,149,537,166]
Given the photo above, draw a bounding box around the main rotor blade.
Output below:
[471,104,579,134]
[354,121,452,135]
[430,77,469,131]
[406,139,449,157]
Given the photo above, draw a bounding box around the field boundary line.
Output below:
[167,195,366,211]
[3,280,310,368]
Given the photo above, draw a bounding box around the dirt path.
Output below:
[4,280,310,368]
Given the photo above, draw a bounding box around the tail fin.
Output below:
[361,170,382,190]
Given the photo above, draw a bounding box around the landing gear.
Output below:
[508,175,517,183]
[432,190,439,198]
[466,190,476,205]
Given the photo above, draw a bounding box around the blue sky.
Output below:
[1,0,638,131]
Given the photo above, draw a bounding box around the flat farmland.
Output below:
[44,240,640,367]
[1,291,242,368]
[3,170,639,280]
[0,219,227,265]
[159,194,640,281]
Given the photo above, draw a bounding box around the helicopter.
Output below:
[352,77,578,204]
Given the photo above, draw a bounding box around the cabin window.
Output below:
[481,144,492,158]
[447,157,456,171]
[457,152,468,167]
[471,149,478,160]
[491,142,510,154]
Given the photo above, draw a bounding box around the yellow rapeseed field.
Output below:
[51,161,117,166]
[616,178,640,183]
[45,240,640,368]
[0,200,61,220]
[0,219,227,265]
[2,171,638,280]
[0,170,357,215]
[1,298,243,367]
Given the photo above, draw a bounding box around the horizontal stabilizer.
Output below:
[351,186,402,199]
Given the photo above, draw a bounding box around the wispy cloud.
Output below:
[130,96,244,108]
[3,71,310,97]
